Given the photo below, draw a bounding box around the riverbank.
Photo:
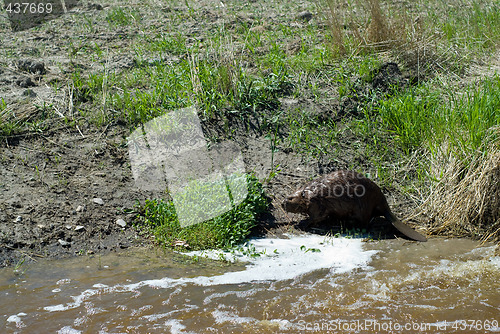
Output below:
[1,0,499,267]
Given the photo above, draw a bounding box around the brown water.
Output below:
[1,235,499,333]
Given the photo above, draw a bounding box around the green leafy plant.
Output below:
[136,174,268,250]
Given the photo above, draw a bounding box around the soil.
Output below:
[0,0,431,267]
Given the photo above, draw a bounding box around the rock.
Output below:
[75,225,85,232]
[93,198,104,205]
[58,239,71,247]
[172,239,190,248]
[116,219,127,228]
[76,205,85,212]
[297,11,313,22]
[16,76,35,88]
[88,3,103,10]
[65,225,72,230]
[14,216,22,223]
[16,59,46,75]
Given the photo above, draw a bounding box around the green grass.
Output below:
[72,40,293,127]
[375,76,500,156]
[136,174,268,250]
[433,1,500,53]
[106,7,142,27]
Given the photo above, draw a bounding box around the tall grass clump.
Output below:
[374,75,500,157]
[376,87,441,152]
[414,136,500,241]
[445,76,500,156]
[406,76,500,240]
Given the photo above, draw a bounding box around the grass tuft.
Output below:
[414,138,500,241]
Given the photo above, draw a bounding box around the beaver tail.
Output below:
[385,211,427,242]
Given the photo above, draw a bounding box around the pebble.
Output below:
[116,219,127,228]
[75,225,85,231]
[16,76,35,88]
[88,3,103,10]
[93,198,104,205]
[76,205,85,212]
[16,59,46,74]
[14,216,22,223]
[58,239,71,247]
[297,10,313,22]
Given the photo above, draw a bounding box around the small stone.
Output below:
[16,59,46,74]
[88,3,103,10]
[116,219,127,228]
[16,76,35,88]
[75,225,85,231]
[93,198,104,205]
[65,225,72,230]
[58,239,70,247]
[76,205,85,212]
[13,216,22,223]
[172,239,190,248]
[297,10,313,22]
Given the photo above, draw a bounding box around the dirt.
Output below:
[0,0,428,267]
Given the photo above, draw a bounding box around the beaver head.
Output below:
[282,188,311,213]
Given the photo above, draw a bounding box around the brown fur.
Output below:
[283,170,427,242]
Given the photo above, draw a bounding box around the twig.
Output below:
[76,124,85,138]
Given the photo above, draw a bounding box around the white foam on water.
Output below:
[211,310,293,331]
[165,319,197,334]
[182,234,377,284]
[45,235,376,313]
[7,312,27,324]
[57,326,82,334]
[212,309,256,324]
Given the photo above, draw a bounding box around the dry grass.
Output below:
[323,0,346,55]
[413,129,500,242]
[365,0,390,47]
[321,0,456,77]
[321,0,410,54]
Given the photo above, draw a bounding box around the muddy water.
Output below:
[1,235,499,333]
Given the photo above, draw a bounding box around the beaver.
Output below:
[282,170,427,242]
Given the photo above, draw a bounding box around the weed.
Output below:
[13,257,27,275]
[136,174,268,251]
[106,7,141,27]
